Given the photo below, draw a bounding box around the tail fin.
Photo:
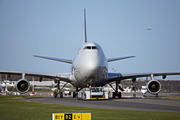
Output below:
[83,9,87,44]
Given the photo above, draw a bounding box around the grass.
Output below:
[0,96,180,120]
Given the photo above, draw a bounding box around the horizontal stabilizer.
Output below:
[33,55,72,64]
[107,56,135,62]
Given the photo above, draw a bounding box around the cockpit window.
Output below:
[92,46,97,49]
[87,46,91,49]
[84,46,91,49]
[84,46,97,50]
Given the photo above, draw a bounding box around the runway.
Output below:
[20,92,180,113]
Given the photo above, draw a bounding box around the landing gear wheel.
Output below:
[60,92,63,98]
[118,92,122,98]
[113,92,116,98]
[73,92,76,98]
[54,92,57,98]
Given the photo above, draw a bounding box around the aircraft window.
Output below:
[92,46,97,49]
[87,46,91,49]
[84,46,97,50]
[84,46,91,49]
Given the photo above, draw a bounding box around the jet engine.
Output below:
[147,80,161,95]
[15,79,30,94]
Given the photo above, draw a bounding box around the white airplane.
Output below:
[0,9,180,98]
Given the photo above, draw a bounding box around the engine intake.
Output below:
[15,79,30,94]
[147,80,161,95]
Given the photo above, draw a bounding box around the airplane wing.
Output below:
[0,71,71,82]
[33,55,72,64]
[107,72,180,82]
[107,56,135,62]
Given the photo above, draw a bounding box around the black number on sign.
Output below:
[55,115,60,119]
[65,114,72,120]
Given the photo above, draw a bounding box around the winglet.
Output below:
[83,8,87,44]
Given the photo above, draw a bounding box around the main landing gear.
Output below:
[53,81,67,98]
[73,87,83,98]
[53,80,77,98]
[108,80,124,98]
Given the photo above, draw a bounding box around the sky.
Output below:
[0,0,180,80]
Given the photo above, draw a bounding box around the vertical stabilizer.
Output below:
[83,9,87,44]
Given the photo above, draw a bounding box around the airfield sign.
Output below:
[52,113,91,120]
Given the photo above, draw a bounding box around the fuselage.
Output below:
[71,42,108,88]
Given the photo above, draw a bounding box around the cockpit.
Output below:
[84,46,98,50]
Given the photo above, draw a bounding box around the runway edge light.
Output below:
[52,113,91,120]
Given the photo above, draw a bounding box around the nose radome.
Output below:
[79,60,100,78]
[87,60,100,71]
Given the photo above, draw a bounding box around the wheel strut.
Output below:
[108,80,122,98]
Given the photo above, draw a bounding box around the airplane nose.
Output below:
[81,51,102,70]
[79,56,101,80]
[87,61,99,71]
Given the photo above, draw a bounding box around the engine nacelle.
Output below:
[147,80,161,95]
[15,79,30,94]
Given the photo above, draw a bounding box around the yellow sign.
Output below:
[52,113,91,120]
[81,113,91,120]
[72,113,81,120]
[53,113,64,120]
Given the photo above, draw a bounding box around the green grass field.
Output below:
[0,96,180,120]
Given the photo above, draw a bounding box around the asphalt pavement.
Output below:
[19,92,180,113]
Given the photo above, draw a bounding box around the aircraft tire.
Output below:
[73,92,76,98]
[54,92,57,98]
[60,92,63,98]
[113,92,116,98]
[118,92,122,98]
